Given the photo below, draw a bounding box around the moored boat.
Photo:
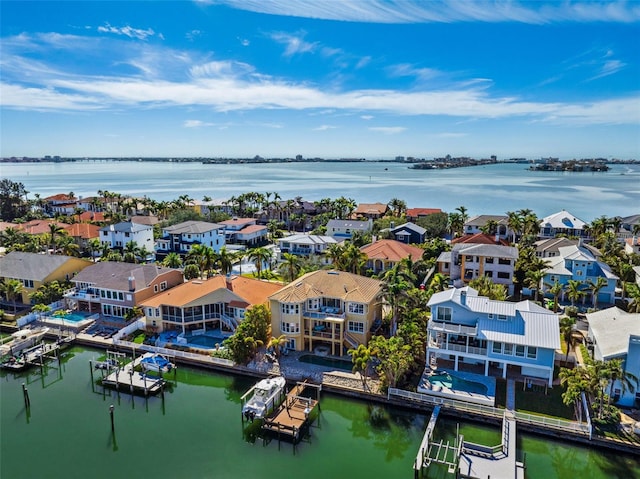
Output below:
[242,376,286,420]
[0,327,49,357]
[139,353,174,373]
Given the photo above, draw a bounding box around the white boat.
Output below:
[242,376,287,420]
[139,353,174,373]
[0,327,49,357]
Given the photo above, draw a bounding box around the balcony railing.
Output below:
[303,309,345,320]
[429,340,487,356]
[429,321,477,336]
[304,329,341,340]
[65,289,100,301]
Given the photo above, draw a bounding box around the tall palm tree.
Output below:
[625,283,640,313]
[348,344,373,390]
[216,247,236,276]
[604,358,638,406]
[123,241,142,263]
[566,279,585,307]
[279,252,302,282]
[587,277,609,310]
[455,205,469,225]
[343,243,366,274]
[267,334,288,359]
[525,269,546,302]
[559,316,584,364]
[387,198,407,218]
[429,272,449,293]
[86,238,102,262]
[0,279,24,313]
[162,252,183,269]
[247,246,273,279]
[48,223,65,253]
[544,280,564,312]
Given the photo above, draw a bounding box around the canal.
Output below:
[1,346,638,478]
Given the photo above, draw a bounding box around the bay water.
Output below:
[1,347,638,479]
[2,161,639,221]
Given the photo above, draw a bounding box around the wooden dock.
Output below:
[97,352,167,396]
[262,381,321,443]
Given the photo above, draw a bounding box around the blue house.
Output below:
[427,287,560,386]
[389,222,426,244]
[543,244,618,306]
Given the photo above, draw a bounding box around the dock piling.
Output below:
[22,383,30,409]
[109,404,115,432]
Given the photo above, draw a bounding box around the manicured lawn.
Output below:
[515,382,574,419]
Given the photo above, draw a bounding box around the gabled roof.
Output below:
[279,234,338,245]
[131,215,160,226]
[464,215,508,227]
[163,220,223,234]
[269,270,382,304]
[587,307,640,359]
[452,233,510,245]
[236,224,267,235]
[361,239,424,262]
[64,223,100,239]
[45,193,75,202]
[71,262,177,291]
[428,287,560,349]
[218,217,256,227]
[621,214,640,226]
[535,238,601,258]
[354,202,388,215]
[141,275,282,309]
[391,222,426,235]
[100,221,153,233]
[77,211,106,222]
[326,219,371,230]
[540,210,587,230]
[406,208,442,217]
[451,242,518,259]
[0,251,91,281]
[16,219,66,235]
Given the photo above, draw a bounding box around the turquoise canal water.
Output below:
[1,346,638,479]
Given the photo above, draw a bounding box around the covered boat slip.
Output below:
[94,351,173,396]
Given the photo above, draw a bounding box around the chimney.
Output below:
[128,276,136,291]
[460,289,467,306]
[495,233,500,244]
[226,274,233,291]
[390,221,395,229]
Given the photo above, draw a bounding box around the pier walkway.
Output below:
[99,353,167,395]
[262,381,321,443]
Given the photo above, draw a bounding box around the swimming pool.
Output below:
[299,354,353,371]
[184,334,227,349]
[429,371,488,395]
[59,312,92,323]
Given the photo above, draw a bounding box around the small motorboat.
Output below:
[242,376,286,420]
[140,353,175,373]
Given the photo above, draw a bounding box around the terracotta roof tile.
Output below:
[361,239,424,262]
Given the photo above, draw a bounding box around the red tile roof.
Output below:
[406,208,442,217]
[452,233,510,245]
[77,211,105,222]
[360,239,424,262]
[17,219,67,235]
[64,223,100,239]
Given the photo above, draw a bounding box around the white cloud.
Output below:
[269,31,317,56]
[190,60,255,79]
[360,115,374,120]
[186,30,202,41]
[209,0,640,24]
[313,125,336,131]
[97,23,158,40]
[239,37,250,46]
[369,126,406,134]
[184,119,214,128]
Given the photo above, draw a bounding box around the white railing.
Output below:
[428,321,477,336]
[428,341,487,356]
[389,388,591,436]
[113,339,234,367]
[111,319,146,341]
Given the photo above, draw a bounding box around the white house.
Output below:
[326,219,372,240]
[427,287,560,386]
[99,221,155,254]
[587,307,640,407]
[156,220,226,256]
[539,210,589,240]
[277,234,340,264]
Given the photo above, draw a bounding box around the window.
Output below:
[154,285,158,293]
[485,257,494,264]
[515,345,525,357]
[465,255,474,262]
[576,271,583,276]
[125,232,130,238]
[497,272,510,279]
[488,313,494,319]
[348,321,365,333]
[493,342,503,354]
[281,303,300,315]
[498,258,512,265]
[348,303,365,314]
[497,314,507,321]
[281,322,299,333]
[504,343,513,355]
[286,338,297,350]
[436,307,452,322]
[160,281,167,291]
[527,347,537,359]
[484,271,493,278]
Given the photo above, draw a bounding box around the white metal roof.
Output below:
[587,307,640,359]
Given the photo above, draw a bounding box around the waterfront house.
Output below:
[587,307,640,407]
[16,219,67,236]
[463,215,511,241]
[269,270,384,356]
[66,262,183,318]
[156,220,226,257]
[538,210,589,240]
[0,251,92,307]
[406,208,442,223]
[141,275,283,335]
[360,239,424,275]
[353,202,388,220]
[436,234,518,295]
[427,287,560,386]
[44,193,77,216]
[326,219,372,240]
[193,199,234,217]
[277,234,340,264]
[63,223,101,255]
[389,222,426,244]
[218,218,268,247]
[99,221,155,255]
[542,244,618,306]
[535,237,601,260]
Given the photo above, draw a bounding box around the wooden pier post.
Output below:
[109,404,115,432]
[22,383,30,409]
[89,360,94,384]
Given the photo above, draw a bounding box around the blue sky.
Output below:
[1,1,639,159]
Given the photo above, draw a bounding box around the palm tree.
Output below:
[348,344,373,390]
[216,247,236,276]
[267,334,288,359]
[566,279,585,307]
[279,252,302,282]
[56,233,80,257]
[381,262,414,334]
[604,358,638,405]
[455,205,469,225]
[343,243,366,274]
[587,277,609,310]
[387,198,407,218]
[525,269,545,302]
[32,303,51,320]
[247,247,273,279]
[123,241,142,263]
[162,252,183,269]
[626,283,640,313]
[0,279,24,313]
[506,210,523,243]
[544,280,564,312]
[187,244,218,279]
[48,223,65,253]
[86,238,102,262]
[559,316,584,364]
[428,272,449,293]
